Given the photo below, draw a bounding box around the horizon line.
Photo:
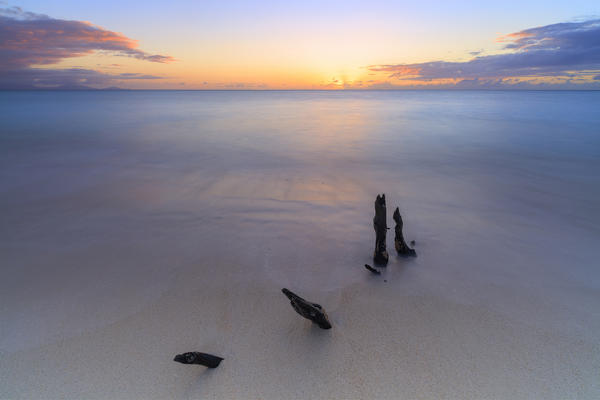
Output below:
[2,88,600,92]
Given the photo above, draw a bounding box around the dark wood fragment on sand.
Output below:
[282,288,332,329]
[364,264,381,275]
[173,352,224,368]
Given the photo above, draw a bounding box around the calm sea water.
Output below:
[1,90,599,351]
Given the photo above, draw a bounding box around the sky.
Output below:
[1,0,599,89]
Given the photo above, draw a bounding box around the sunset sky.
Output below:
[1,0,599,89]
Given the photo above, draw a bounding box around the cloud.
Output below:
[367,81,398,90]
[0,6,173,89]
[367,19,600,88]
[216,82,268,89]
[0,6,174,68]
[0,68,164,89]
[0,68,115,89]
[117,73,162,80]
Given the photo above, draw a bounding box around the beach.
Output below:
[1,90,599,399]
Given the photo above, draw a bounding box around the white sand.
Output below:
[1,91,599,399]
[2,176,598,399]
[1,274,598,399]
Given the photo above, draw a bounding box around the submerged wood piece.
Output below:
[364,264,381,275]
[173,352,223,368]
[373,194,389,265]
[393,207,416,257]
[282,288,332,329]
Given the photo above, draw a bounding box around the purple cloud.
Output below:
[0,6,173,89]
[368,19,600,87]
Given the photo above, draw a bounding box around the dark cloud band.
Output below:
[368,19,600,88]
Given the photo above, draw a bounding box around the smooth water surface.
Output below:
[1,90,599,354]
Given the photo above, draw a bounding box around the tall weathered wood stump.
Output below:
[373,194,389,265]
[393,207,416,256]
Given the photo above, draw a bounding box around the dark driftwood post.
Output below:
[373,194,389,265]
[282,288,332,329]
[393,207,416,256]
[173,352,224,368]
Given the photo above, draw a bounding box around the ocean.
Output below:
[1,90,599,398]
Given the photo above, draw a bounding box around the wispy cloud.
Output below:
[367,19,600,89]
[117,73,163,79]
[0,6,173,89]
